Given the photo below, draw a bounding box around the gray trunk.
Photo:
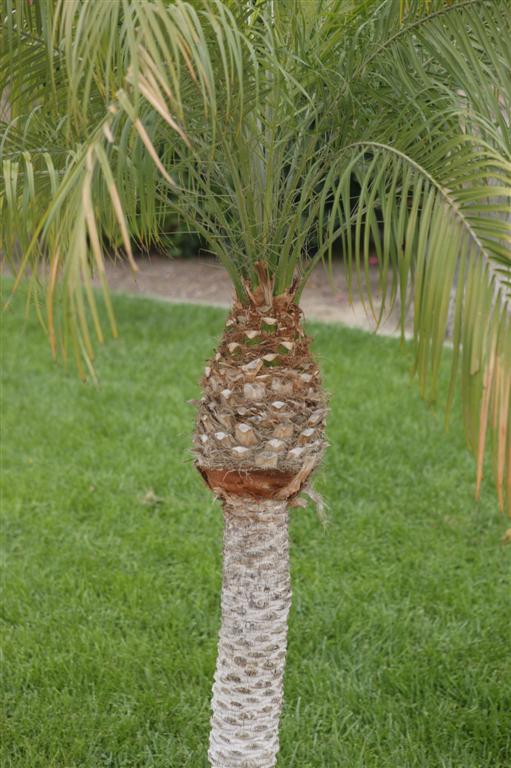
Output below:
[208,496,291,768]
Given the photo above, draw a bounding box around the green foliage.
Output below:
[2,293,510,767]
[0,0,510,508]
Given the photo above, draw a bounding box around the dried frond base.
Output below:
[194,273,328,500]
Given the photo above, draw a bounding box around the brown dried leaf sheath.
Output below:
[194,271,328,500]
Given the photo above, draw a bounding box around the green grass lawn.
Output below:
[1,288,510,767]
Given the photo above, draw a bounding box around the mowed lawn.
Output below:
[1,286,510,768]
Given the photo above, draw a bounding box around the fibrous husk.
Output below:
[194,265,328,501]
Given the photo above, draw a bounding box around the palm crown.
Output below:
[1,0,510,511]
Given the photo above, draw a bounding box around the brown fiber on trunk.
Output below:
[198,466,309,500]
[193,266,327,483]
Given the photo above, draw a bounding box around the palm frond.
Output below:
[353,0,511,153]
[309,0,511,511]
[1,0,263,374]
[318,130,511,512]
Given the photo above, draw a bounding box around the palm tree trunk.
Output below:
[194,267,326,765]
[208,495,290,768]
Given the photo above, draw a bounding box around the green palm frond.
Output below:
[318,134,511,510]
[1,0,260,364]
[327,0,511,510]
[357,0,511,155]
[1,0,510,510]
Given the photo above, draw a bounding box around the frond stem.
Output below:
[362,0,482,71]
[343,140,510,311]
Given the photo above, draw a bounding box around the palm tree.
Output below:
[2,0,510,765]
